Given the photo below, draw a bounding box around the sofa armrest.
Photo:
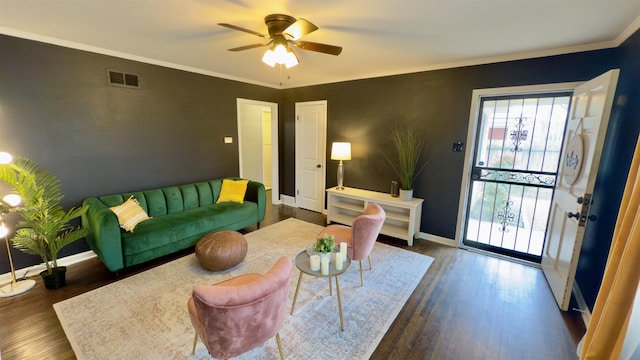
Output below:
[81,197,125,272]
[245,180,266,223]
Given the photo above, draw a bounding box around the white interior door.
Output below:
[295,101,327,212]
[542,69,619,310]
[237,98,279,204]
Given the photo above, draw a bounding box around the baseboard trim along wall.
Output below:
[573,281,592,328]
[0,250,96,286]
[416,232,457,247]
[281,195,297,207]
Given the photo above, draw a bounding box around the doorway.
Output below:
[236,98,279,204]
[456,83,579,263]
[295,100,327,213]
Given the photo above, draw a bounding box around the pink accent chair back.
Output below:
[318,203,386,286]
[187,256,293,359]
[349,203,386,261]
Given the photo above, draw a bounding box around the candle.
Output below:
[335,252,344,271]
[321,257,329,275]
[310,255,320,271]
[340,242,348,257]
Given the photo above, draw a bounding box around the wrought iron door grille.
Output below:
[464,93,571,262]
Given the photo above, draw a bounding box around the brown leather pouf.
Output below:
[195,231,248,271]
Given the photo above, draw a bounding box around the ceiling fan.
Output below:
[219,14,342,68]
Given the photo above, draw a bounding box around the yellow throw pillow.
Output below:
[109,196,152,232]
[216,179,249,204]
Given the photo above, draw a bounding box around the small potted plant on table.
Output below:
[314,234,336,262]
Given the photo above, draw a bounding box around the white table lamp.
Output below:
[331,142,351,190]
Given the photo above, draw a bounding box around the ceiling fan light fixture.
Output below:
[262,43,298,68]
[284,50,299,68]
[273,44,288,60]
[262,49,277,67]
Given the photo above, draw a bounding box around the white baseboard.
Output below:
[0,250,97,286]
[573,281,592,328]
[416,232,457,247]
[281,195,297,207]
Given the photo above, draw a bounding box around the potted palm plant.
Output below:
[384,125,429,201]
[0,155,87,289]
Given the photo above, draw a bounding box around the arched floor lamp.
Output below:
[0,152,36,298]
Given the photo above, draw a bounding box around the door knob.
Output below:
[567,212,580,219]
[316,164,321,168]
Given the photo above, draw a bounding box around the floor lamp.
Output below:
[0,152,36,298]
[331,142,351,190]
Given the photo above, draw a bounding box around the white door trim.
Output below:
[236,98,279,205]
[295,100,327,212]
[455,82,582,247]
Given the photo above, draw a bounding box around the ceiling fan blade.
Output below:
[284,18,318,40]
[218,23,267,38]
[294,41,342,56]
[228,43,267,52]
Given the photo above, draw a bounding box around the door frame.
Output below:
[236,98,279,205]
[295,100,327,212]
[455,82,581,262]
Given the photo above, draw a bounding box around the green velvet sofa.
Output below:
[81,178,266,272]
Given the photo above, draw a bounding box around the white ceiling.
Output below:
[1,1,639,89]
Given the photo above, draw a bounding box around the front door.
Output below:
[295,101,327,212]
[463,92,572,262]
[541,69,619,310]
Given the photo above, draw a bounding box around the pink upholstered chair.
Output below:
[187,256,293,359]
[318,203,386,286]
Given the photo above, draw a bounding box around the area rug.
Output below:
[54,218,433,360]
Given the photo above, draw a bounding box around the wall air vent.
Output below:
[107,70,140,88]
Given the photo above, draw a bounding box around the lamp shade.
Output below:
[2,194,21,207]
[0,152,12,164]
[331,142,351,161]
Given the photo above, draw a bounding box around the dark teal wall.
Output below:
[280,48,619,240]
[0,34,279,272]
[280,30,640,310]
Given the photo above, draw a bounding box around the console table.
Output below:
[326,187,423,246]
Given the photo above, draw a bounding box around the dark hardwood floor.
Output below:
[0,202,585,360]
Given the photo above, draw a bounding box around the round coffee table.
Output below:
[290,250,351,331]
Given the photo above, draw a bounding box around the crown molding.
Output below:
[2,19,638,90]
[0,27,281,89]
[615,15,640,46]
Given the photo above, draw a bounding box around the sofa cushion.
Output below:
[143,189,168,217]
[195,182,214,206]
[121,201,258,256]
[180,184,199,210]
[163,186,184,213]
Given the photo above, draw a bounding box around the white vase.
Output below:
[399,189,413,201]
[319,252,332,264]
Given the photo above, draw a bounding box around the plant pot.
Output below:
[399,189,414,201]
[40,266,67,290]
[319,252,332,264]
